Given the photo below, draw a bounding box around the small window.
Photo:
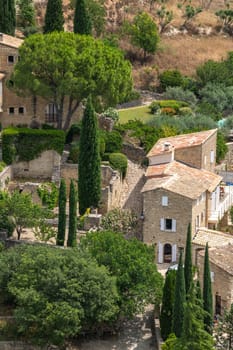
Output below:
[8,55,14,63]
[9,107,14,114]
[162,196,168,206]
[165,219,172,230]
[160,218,176,232]
[18,107,24,114]
[210,150,214,163]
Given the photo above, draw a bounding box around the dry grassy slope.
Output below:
[34,0,233,88]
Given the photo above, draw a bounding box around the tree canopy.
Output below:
[0,0,16,35]
[10,32,133,130]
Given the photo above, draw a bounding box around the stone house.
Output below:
[142,129,233,264]
[0,33,82,129]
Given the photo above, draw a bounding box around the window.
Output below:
[18,107,24,114]
[160,218,176,232]
[45,103,58,123]
[8,55,14,63]
[210,150,214,163]
[9,107,14,114]
[211,271,215,282]
[162,196,168,206]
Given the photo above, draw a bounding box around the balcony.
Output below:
[208,186,233,223]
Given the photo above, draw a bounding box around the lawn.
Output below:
[118,105,153,124]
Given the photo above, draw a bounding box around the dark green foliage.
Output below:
[67,180,77,247]
[0,245,118,346]
[66,123,82,144]
[196,280,202,302]
[78,96,101,215]
[0,0,16,35]
[44,0,64,33]
[160,270,176,340]
[37,182,58,210]
[56,179,66,246]
[203,243,213,334]
[172,252,185,337]
[80,230,163,317]
[68,142,79,163]
[17,0,35,29]
[2,128,65,165]
[184,223,192,295]
[109,153,128,178]
[159,69,184,91]
[196,101,221,121]
[74,0,92,35]
[104,131,123,153]
[216,131,228,164]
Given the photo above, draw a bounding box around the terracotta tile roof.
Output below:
[198,245,233,276]
[147,129,217,157]
[142,160,222,199]
[193,228,233,247]
[0,33,22,49]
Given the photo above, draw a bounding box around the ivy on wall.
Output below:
[2,128,65,165]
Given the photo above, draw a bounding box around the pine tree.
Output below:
[184,223,192,294]
[203,243,213,334]
[172,252,186,338]
[160,269,176,340]
[0,0,16,36]
[67,180,77,247]
[74,0,92,35]
[44,0,64,34]
[56,179,66,246]
[78,96,101,215]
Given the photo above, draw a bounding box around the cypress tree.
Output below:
[160,269,176,340]
[78,96,101,215]
[56,179,66,246]
[67,180,77,247]
[184,223,192,294]
[0,0,16,36]
[73,0,92,35]
[203,242,213,334]
[44,0,64,34]
[172,252,185,338]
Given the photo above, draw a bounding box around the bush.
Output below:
[196,101,222,121]
[149,100,188,114]
[0,161,6,172]
[199,83,228,112]
[161,107,176,115]
[164,86,197,106]
[68,142,79,163]
[101,208,138,235]
[159,69,184,91]
[102,107,119,122]
[105,131,123,153]
[66,123,82,144]
[179,107,193,116]
[109,153,128,178]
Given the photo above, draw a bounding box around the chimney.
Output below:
[164,142,171,151]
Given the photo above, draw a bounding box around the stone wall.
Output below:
[0,166,12,190]
[122,143,146,163]
[12,150,61,180]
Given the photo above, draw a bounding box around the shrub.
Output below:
[159,69,184,91]
[161,107,176,115]
[199,83,228,112]
[109,153,128,178]
[102,107,119,122]
[105,131,123,153]
[164,86,197,106]
[179,107,193,116]
[149,100,188,114]
[101,208,138,235]
[68,142,79,163]
[0,162,6,172]
[66,123,82,144]
[37,182,58,209]
[196,101,222,121]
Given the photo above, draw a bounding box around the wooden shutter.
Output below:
[160,218,165,231]
[172,244,177,262]
[158,242,163,263]
[162,196,168,206]
[172,219,176,232]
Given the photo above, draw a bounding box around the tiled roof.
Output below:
[193,228,233,247]
[0,33,22,49]
[147,129,217,157]
[198,245,233,276]
[141,160,222,198]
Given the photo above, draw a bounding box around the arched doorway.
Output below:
[164,243,172,263]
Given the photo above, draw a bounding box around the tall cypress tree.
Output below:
[0,0,16,36]
[44,0,64,34]
[172,252,186,338]
[160,269,176,340]
[184,223,192,295]
[78,96,101,215]
[73,0,92,35]
[56,179,66,246]
[67,180,77,248]
[203,243,213,334]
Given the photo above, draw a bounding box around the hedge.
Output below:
[109,153,128,179]
[2,127,65,165]
[149,100,188,114]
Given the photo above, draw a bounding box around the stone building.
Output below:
[0,33,82,129]
[142,129,233,264]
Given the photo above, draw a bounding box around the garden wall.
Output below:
[0,166,12,190]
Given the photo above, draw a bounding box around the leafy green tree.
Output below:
[174,282,214,350]
[16,0,35,28]
[0,245,118,347]
[215,303,233,349]
[172,252,185,337]
[56,179,66,246]
[0,0,16,35]
[78,96,101,215]
[128,12,159,61]
[101,208,137,235]
[67,180,77,247]
[44,0,64,33]
[203,243,213,334]
[80,230,163,317]
[216,131,228,164]
[10,32,132,130]
[184,223,192,294]
[160,270,176,340]
[74,0,92,35]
